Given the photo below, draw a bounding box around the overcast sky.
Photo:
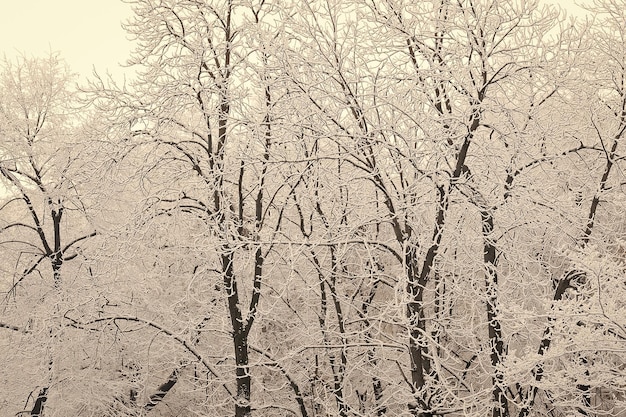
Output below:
[0,0,134,82]
[0,0,588,84]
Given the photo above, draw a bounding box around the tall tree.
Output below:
[5,1,626,416]
[283,1,575,415]
[87,1,310,415]
[0,53,96,416]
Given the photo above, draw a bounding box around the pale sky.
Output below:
[0,0,588,84]
[0,0,134,82]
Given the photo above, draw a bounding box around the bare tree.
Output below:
[0,53,96,416]
[4,1,626,416]
[87,1,312,415]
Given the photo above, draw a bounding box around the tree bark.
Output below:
[481,209,509,417]
[223,249,252,417]
[145,368,179,411]
[30,388,48,416]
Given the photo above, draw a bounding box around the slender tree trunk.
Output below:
[51,207,63,286]
[145,368,179,411]
[315,245,349,417]
[481,209,509,417]
[360,269,387,416]
[405,243,432,417]
[576,356,591,416]
[33,227,64,417]
[30,388,48,416]
[222,249,252,417]
[517,271,579,417]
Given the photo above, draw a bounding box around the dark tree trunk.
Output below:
[223,249,252,417]
[30,388,48,416]
[405,243,433,417]
[481,210,509,417]
[516,271,579,417]
[145,368,179,411]
[360,266,387,417]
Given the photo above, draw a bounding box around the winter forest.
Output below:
[2,0,626,416]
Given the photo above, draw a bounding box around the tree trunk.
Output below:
[30,388,48,416]
[481,209,509,417]
[223,249,252,417]
[145,368,179,411]
[405,244,433,417]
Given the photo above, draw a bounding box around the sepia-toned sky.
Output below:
[0,0,588,83]
[0,0,134,82]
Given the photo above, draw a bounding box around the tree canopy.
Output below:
[1,1,626,417]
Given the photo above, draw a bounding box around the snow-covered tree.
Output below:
[0,53,97,416]
[3,1,626,417]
